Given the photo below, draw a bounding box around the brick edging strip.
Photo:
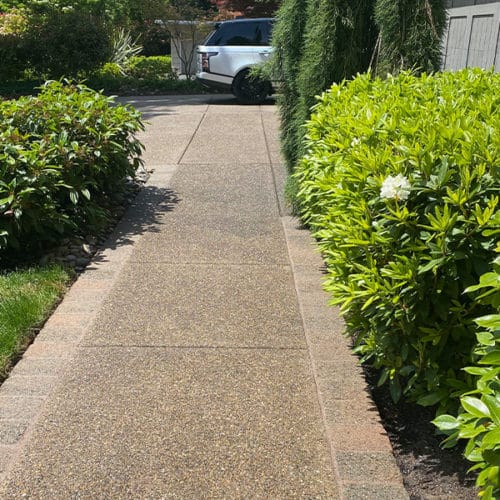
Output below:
[282,216,409,500]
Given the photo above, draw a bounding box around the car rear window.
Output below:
[205,20,273,46]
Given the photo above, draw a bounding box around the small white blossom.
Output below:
[350,137,361,147]
[380,174,411,201]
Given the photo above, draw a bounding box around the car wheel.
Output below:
[232,69,271,105]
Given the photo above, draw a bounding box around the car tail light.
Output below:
[201,52,218,72]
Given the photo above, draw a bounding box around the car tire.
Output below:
[232,69,271,105]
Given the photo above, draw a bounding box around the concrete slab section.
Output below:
[130,213,290,264]
[137,113,205,164]
[343,483,409,500]
[181,113,269,164]
[83,263,306,348]
[119,94,213,106]
[261,107,284,168]
[0,397,44,421]
[0,348,339,499]
[170,162,278,215]
[271,161,287,214]
[139,136,194,165]
[0,421,28,446]
[261,106,280,143]
[140,112,205,131]
[119,95,212,120]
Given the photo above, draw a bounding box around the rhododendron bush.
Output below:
[294,69,500,494]
[294,69,499,494]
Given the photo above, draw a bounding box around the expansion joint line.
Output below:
[177,105,209,164]
[260,113,284,217]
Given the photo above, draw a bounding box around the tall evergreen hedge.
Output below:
[269,0,376,211]
[275,0,376,172]
[374,0,447,75]
[293,0,376,166]
[269,0,309,173]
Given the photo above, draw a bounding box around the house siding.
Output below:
[447,0,500,7]
[443,1,500,70]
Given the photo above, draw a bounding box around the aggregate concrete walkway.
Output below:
[0,95,408,499]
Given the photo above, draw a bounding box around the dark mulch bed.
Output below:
[364,367,478,499]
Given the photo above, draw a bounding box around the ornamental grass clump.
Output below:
[295,69,499,409]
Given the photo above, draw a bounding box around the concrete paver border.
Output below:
[282,216,408,499]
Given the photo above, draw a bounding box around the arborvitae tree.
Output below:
[268,0,308,173]
[269,0,375,211]
[374,0,447,75]
[294,0,376,159]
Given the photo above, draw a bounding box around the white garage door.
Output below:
[443,2,500,71]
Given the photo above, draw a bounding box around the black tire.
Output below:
[232,69,271,105]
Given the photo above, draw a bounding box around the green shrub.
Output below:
[24,8,112,78]
[295,69,500,408]
[268,0,376,212]
[0,32,26,81]
[294,0,376,161]
[268,0,309,172]
[126,55,175,81]
[86,56,189,94]
[88,62,125,90]
[0,8,29,81]
[136,20,171,56]
[434,254,500,499]
[0,81,144,254]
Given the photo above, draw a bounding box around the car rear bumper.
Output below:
[196,72,233,92]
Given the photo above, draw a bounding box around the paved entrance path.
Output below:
[0,95,407,498]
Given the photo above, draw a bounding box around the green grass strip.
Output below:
[0,265,70,379]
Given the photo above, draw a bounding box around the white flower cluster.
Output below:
[380,174,411,201]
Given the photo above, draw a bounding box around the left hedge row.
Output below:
[0,81,144,256]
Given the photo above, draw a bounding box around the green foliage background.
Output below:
[434,255,500,499]
[268,0,308,172]
[25,9,112,78]
[294,68,499,493]
[269,0,376,210]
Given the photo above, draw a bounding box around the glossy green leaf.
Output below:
[484,395,500,426]
[432,414,459,430]
[480,352,500,366]
[461,396,491,419]
[482,428,500,447]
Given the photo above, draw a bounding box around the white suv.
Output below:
[196,18,274,104]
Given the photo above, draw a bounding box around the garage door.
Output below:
[443,2,500,70]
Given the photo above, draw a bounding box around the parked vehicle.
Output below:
[196,18,274,104]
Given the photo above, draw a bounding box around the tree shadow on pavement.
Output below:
[89,185,181,264]
[119,94,276,121]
